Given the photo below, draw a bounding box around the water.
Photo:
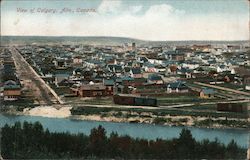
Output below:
[0,113,249,148]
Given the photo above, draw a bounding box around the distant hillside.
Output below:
[1,36,249,46]
[0,36,146,46]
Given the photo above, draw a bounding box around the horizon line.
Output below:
[1,35,249,42]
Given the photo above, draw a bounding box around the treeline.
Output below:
[1,121,246,159]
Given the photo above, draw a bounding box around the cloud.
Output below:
[98,0,122,14]
[1,1,249,41]
[146,4,174,16]
[130,5,143,14]
[92,3,248,41]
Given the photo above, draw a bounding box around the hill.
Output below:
[1,36,249,46]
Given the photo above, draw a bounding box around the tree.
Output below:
[1,122,247,159]
[226,140,239,158]
[88,125,107,157]
[177,128,196,158]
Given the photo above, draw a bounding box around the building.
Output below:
[71,83,106,97]
[54,58,68,69]
[72,56,83,64]
[148,74,163,84]
[55,73,70,86]
[164,51,185,61]
[130,68,143,78]
[243,75,250,85]
[132,42,136,51]
[103,79,115,96]
[166,81,189,93]
[3,80,21,101]
[199,88,216,98]
[243,75,250,90]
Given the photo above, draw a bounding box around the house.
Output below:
[106,58,117,65]
[107,64,123,73]
[177,67,191,75]
[227,45,241,52]
[243,75,250,85]
[167,65,178,75]
[71,83,106,97]
[192,45,211,52]
[72,68,83,76]
[57,79,75,87]
[55,73,70,86]
[243,75,250,90]
[103,79,115,96]
[3,80,21,101]
[182,61,199,69]
[164,51,185,61]
[194,67,206,74]
[143,63,157,73]
[130,68,143,78]
[199,88,216,98]
[234,67,250,77]
[72,56,83,64]
[85,59,105,68]
[81,70,94,81]
[123,77,147,87]
[137,56,149,63]
[3,64,17,81]
[166,81,189,93]
[116,76,134,85]
[148,74,163,84]
[54,58,68,69]
[216,65,229,73]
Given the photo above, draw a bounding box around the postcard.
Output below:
[0,0,249,159]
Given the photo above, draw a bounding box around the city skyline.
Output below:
[1,0,249,41]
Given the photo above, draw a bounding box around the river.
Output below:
[0,113,249,148]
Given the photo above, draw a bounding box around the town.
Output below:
[1,0,250,159]
[1,40,250,116]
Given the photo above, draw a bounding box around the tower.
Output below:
[132,42,136,51]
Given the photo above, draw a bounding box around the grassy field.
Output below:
[64,94,221,106]
[64,97,114,105]
[180,104,217,111]
[157,95,220,105]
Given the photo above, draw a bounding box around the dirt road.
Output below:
[11,47,62,105]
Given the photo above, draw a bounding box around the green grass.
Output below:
[158,96,221,105]
[1,98,38,112]
[51,86,72,96]
[180,104,217,111]
[64,97,114,105]
[2,98,35,107]
[216,83,244,90]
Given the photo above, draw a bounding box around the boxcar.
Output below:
[217,103,248,113]
[113,94,157,107]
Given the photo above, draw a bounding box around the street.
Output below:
[11,47,61,105]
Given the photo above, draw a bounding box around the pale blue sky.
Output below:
[1,0,249,40]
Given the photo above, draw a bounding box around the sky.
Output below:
[1,0,249,41]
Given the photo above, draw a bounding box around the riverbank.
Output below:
[2,105,249,130]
